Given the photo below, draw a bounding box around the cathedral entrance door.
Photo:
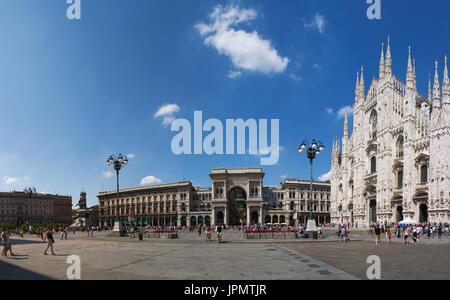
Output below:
[419,204,428,223]
[396,206,404,222]
[369,200,377,224]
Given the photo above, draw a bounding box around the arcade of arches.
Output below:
[98,168,332,228]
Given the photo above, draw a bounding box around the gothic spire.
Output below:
[428,73,432,102]
[443,55,450,102]
[406,46,414,89]
[344,113,349,138]
[433,61,441,110]
[385,36,392,76]
[379,42,385,80]
[359,65,365,99]
[355,71,360,101]
[413,58,417,88]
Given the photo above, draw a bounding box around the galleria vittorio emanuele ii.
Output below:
[331,38,450,227]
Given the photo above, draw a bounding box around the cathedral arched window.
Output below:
[397,170,403,188]
[396,136,404,158]
[369,110,378,139]
[420,165,428,183]
[371,156,377,174]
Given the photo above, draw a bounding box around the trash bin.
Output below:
[139,233,143,241]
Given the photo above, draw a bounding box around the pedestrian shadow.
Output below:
[5,256,29,260]
[10,239,46,245]
[0,260,53,280]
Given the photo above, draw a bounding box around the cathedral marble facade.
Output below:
[331,38,449,227]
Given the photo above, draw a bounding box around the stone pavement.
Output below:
[1,232,448,280]
[283,240,450,280]
[0,235,357,280]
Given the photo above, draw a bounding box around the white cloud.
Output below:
[304,13,327,34]
[289,73,302,82]
[326,108,333,115]
[337,106,353,119]
[228,70,242,79]
[3,176,20,185]
[318,171,331,182]
[154,104,180,118]
[101,171,114,179]
[127,153,136,159]
[154,103,180,126]
[196,4,289,75]
[2,176,30,186]
[140,176,162,186]
[256,145,284,156]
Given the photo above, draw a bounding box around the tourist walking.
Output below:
[386,226,392,244]
[43,228,56,255]
[217,225,223,243]
[1,228,9,256]
[404,228,410,245]
[375,224,381,246]
[206,226,212,242]
[2,229,15,256]
[412,228,419,243]
[340,225,348,242]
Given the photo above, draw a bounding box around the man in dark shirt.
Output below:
[217,225,223,243]
[375,225,381,246]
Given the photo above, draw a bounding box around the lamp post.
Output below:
[107,153,128,236]
[298,139,324,239]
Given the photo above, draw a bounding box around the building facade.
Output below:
[331,38,450,227]
[0,190,72,226]
[97,168,330,228]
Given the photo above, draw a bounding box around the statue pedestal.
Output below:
[71,208,89,229]
[108,221,126,237]
[304,219,318,239]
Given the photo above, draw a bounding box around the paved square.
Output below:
[1,232,449,280]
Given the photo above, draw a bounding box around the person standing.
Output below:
[43,228,56,255]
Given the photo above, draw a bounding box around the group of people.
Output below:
[203,225,223,242]
[1,227,63,256]
[370,222,449,246]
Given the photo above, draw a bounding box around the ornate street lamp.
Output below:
[298,139,324,239]
[107,153,128,236]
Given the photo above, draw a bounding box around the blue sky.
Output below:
[0,0,449,206]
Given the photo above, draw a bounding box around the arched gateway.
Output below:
[227,187,247,225]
